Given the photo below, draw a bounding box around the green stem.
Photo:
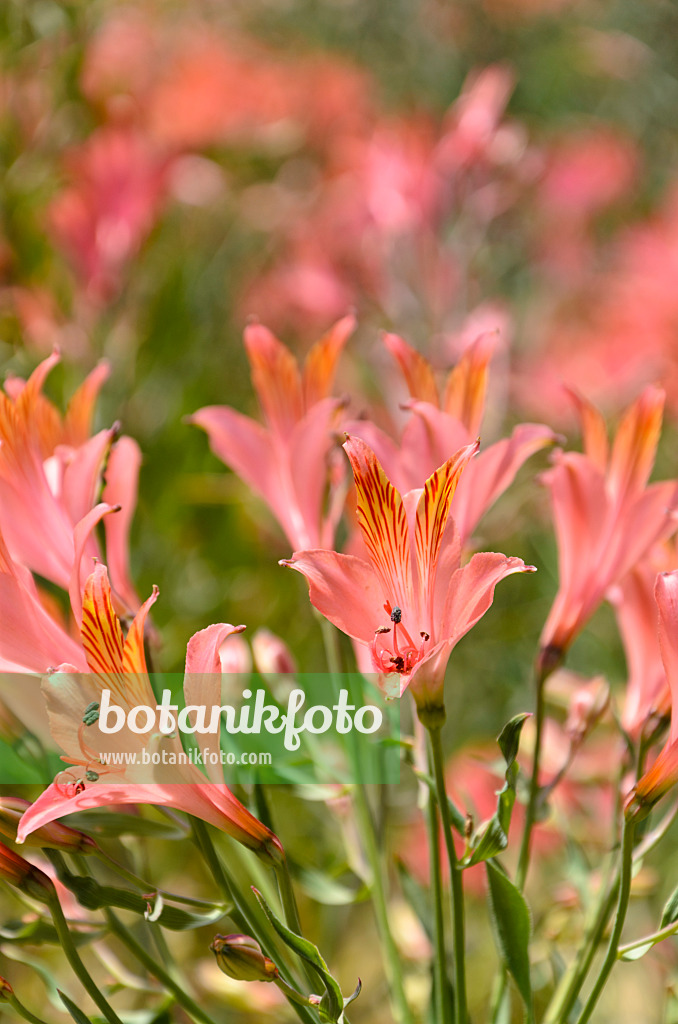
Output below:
[427,748,452,1024]
[516,659,549,891]
[353,783,414,1024]
[618,918,678,957]
[104,909,217,1024]
[94,849,227,909]
[47,893,124,1024]
[542,873,619,1024]
[574,818,636,1024]
[428,725,467,1024]
[5,993,54,1024]
[274,859,319,992]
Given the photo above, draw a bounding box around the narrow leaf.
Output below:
[486,860,533,1022]
[58,990,95,1024]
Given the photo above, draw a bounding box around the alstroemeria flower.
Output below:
[0,351,141,614]
[610,551,671,740]
[626,571,678,818]
[346,331,555,547]
[17,564,283,864]
[191,316,354,551]
[282,436,535,718]
[540,387,678,662]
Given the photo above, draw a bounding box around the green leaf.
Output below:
[463,715,528,867]
[486,860,534,1023]
[396,859,433,943]
[252,887,344,1022]
[497,713,532,767]
[661,883,678,929]
[58,990,95,1024]
[343,978,362,1010]
[413,768,467,833]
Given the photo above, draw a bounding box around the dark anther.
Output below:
[390,655,405,672]
[420,631,430,641]
[85,770,99,782]
[390,606,402,624]
[82,702,100,726]
[74,781,86,795]
[375,626,391,635]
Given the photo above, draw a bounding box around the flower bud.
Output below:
[0,840,54,902]
[210,934,278,982]
[0,976,13,1000]
[252,628,296,675]
[0,798,96,853]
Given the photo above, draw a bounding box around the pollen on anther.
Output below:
[375,626,391,635]
[390,606,402,624]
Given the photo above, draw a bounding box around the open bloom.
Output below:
[346,331,555,546]
[540,387,678,662]
[17,563,282,863]
[282,436,535,718]
[626,571,678,818]
[0,351,141,614]
[191,316,354,551]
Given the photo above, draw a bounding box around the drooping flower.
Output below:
[17,564,283,864]
[626,571,678,818]
[540,387,678,665]
[282,435,535,720]
[190,316,354,551]
[0,351,141,614]
[346,331,555,547]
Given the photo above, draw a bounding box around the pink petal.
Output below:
[102,436,143,614]
[282,549,385,644]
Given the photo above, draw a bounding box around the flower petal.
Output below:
[442,330,497,436]
[244,323,303,436]
[302,314,355,408]
[281,549,385,644]
[383,332,439,406]
[344,435,411,608]
[609,385,664,504]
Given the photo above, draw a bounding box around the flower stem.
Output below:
[427,746,453,1024]
[427,724,467,1024]
[515,657,550,891]
[4,992,53,1024]
[352,782,414,1024]
[104,909,217,1024]
[46,891,124,1024]
[573,817,636,1024]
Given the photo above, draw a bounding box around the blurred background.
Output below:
[2,1,678,1020]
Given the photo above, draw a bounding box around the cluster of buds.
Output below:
[210,934,279,983]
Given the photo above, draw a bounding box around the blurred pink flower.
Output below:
[17,563,283,863]
[49,127,169,303]
[540,387,678,661]
[283,435,534,716]
[0,351,140,614]
[347,331,555,546]
[190,316,354,551]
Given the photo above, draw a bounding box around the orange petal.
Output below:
[63,360,111,446]
[442,331,496,435]
[383,333,439,406]
[343,435,411,606]
[302,315,355,408]
[414,442,478,603]
[80,564,125,699]
[565,388,609,471]
[244,323,303,436]
[609,386,664,503]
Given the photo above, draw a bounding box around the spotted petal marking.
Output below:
[81,564,126,703]
[344,436,411,607]
[415,442,478,604]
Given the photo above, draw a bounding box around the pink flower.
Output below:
[627,571,678,817]
[17,564,283,863]
[0,351,140,614]
[540,387,678,661]
[190,317,354,550]
[346,331,555,546]
[610,553,671,739]
[48,127,169,303]
[282,435,534,718]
